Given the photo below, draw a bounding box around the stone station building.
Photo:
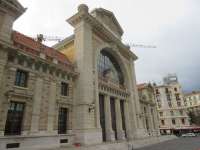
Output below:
[0,1,170,150]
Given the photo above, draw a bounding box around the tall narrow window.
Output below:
[161,120,165,125]
[4,102,25,135]
[172,119,176,125]
[15,69,28,87]
[58,108,68,134]
[61,82,69,96]
[181,118,185,125]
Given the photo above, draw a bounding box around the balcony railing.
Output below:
[98,76,126,90]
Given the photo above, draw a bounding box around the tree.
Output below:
[188,111,200,125]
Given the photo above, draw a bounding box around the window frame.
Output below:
[58,107,68,134]
[61,82,69,96]
[15,69,28,88]
[4,101,25,136]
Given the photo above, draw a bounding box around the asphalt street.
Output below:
[135,137,200,150]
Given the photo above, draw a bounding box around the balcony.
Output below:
[98,76,130,98]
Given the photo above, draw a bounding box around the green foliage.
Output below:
[188,111,200,125]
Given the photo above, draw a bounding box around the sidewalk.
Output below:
[53,135,177,150]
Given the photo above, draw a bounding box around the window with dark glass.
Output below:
[4,102,25,135]
[98,49,124,85]
[15,69,28,87]
[181,118,185,124]
[156,89,160,94]
[161,120,165,125]
[175,93,180,100]
[58,108,68,134]
[172,119,176,125]
[165,88,169,93]
[61,82,68,96]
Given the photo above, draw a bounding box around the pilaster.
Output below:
[104,95,115,141]
[47,82,57,133]
[115,98,125,140]
[147,105,154,135]
[124,101,133,140]
[30,77,43,134]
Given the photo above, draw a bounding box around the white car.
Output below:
[181,133,196,137]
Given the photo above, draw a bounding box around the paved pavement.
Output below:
[135,136,200,150]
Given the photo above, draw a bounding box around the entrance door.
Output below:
[99,94,106,141]
[110,97,117,140]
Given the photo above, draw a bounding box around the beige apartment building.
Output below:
[184,91,200,114]
[154,75,190,135]
[0,1,168,150]
[137,83,160,136]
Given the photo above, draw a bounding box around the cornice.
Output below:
[67,6,138,61]
[0,0,26,19]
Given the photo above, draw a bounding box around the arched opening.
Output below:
[97,48,129,142]
[97,49,124,85]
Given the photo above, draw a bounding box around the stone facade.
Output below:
[137,83,160,136]
[0,1,168,150]
[154,75,190,135]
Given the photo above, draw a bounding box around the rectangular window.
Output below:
[170,111,174,116]
[165,88,169,93]
[161,120,165,125]
[166,93,171,101]
[4,102,25,135]
[61,82,69,96]
[172,119,176,125]
[177,101,181,107]
[168,102,172,108]
[175,93,180,101]
[180,110,183,115]
[156,89,160,94]
[159,112,163,117]
[58,108,68,134]
[15,69,28,87]
[181,118,185,125]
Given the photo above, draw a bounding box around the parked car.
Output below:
[181,133,196,137]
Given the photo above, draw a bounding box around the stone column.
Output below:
[124,101,133,140]
[147,105,154,136]
[152,108,160,136]
[115,98,125,140]
[30,77,43,134]
[47,82,57,133]
[104,95,115,141]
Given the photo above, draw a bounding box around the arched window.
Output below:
[98,49,124,85]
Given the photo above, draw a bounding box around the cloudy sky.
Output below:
[15,0,200,92]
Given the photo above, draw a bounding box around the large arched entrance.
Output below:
[97,48,129,142]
